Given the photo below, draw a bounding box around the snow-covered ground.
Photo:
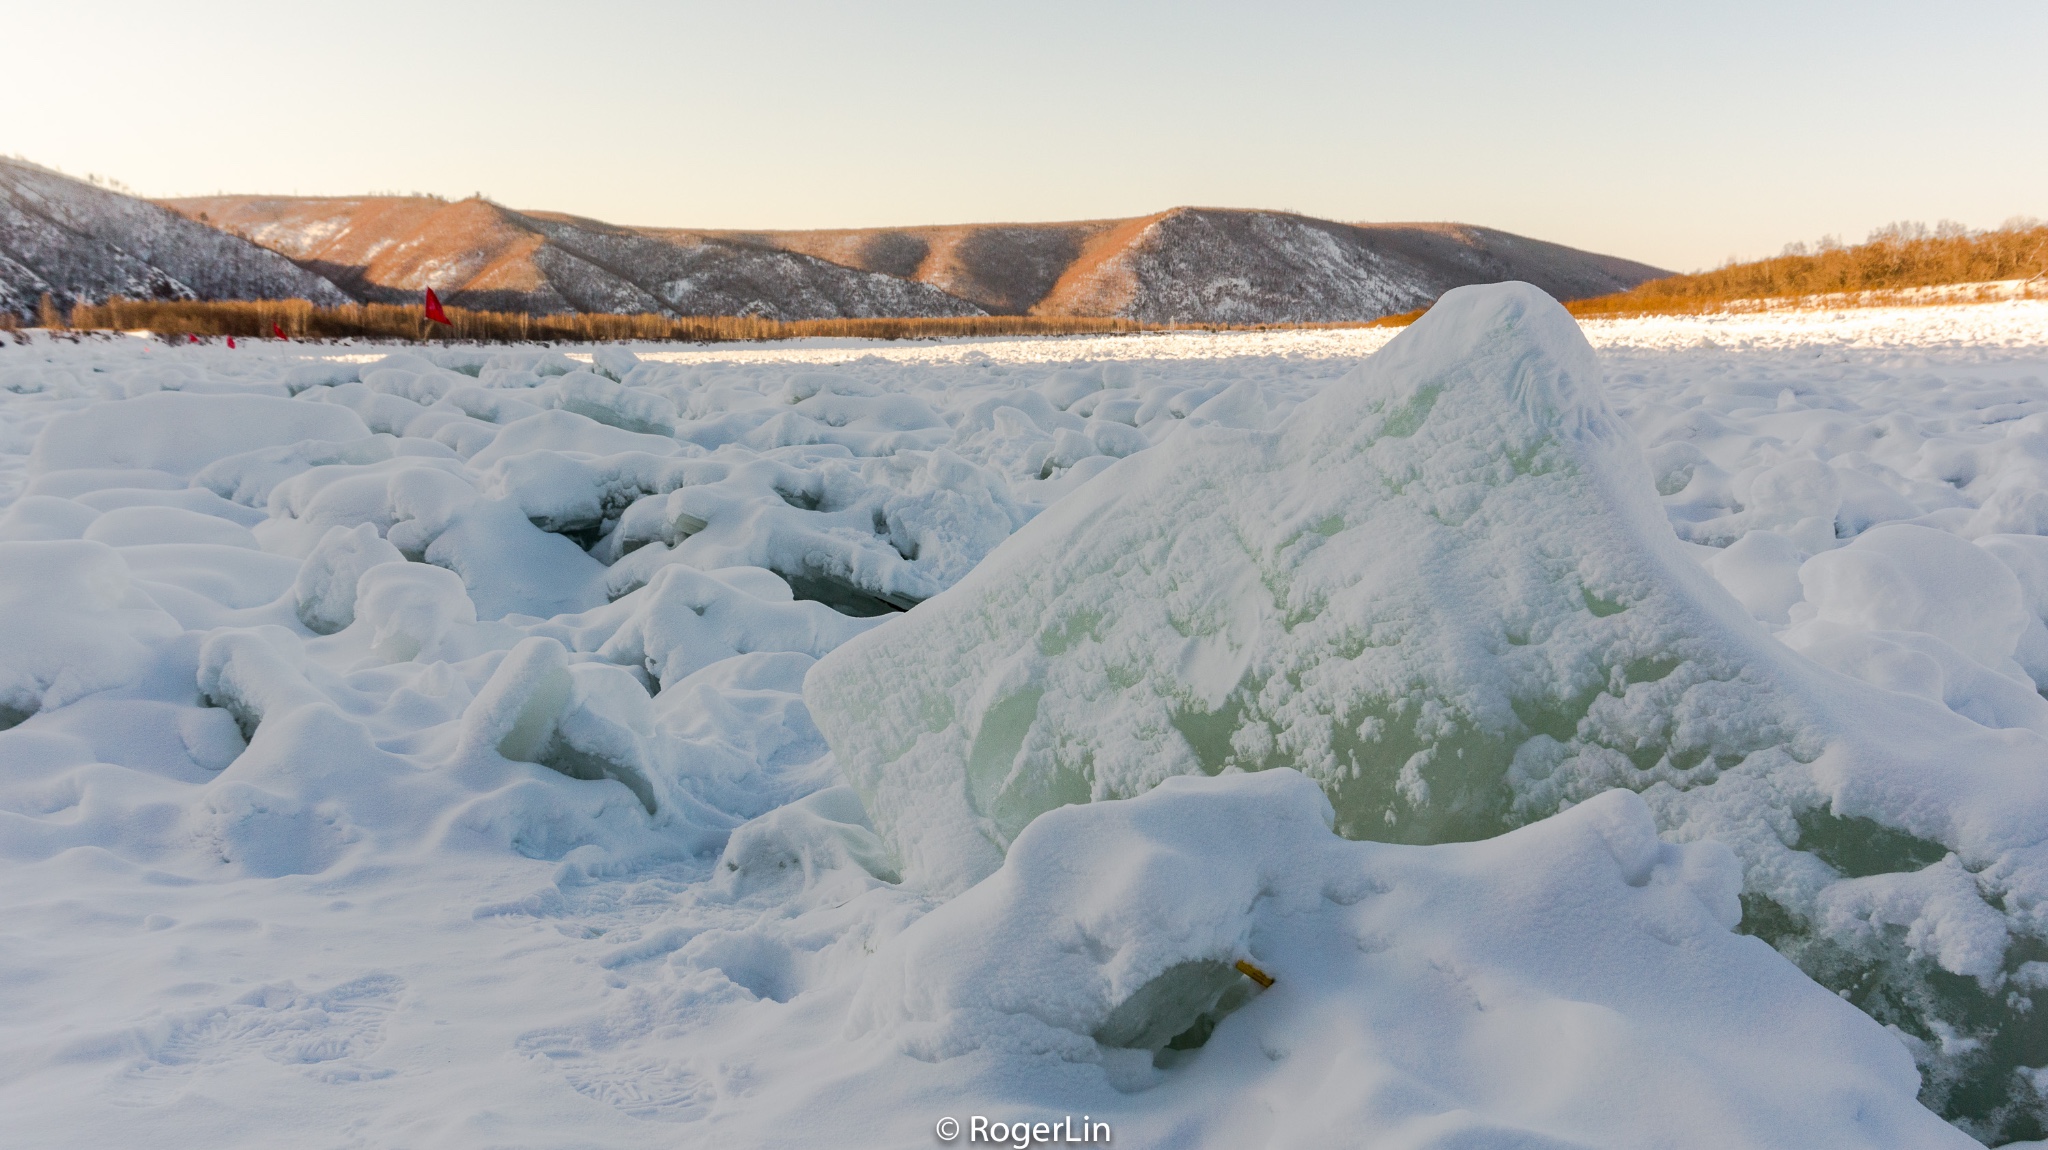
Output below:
[3,297,2047,1148]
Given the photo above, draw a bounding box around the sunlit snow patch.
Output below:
[808,282,2048,1138]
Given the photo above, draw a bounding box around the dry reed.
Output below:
[63,298,1148,343]
[57,298,1424,343]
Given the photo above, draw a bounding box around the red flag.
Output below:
[188,333,199,343]
[423,287,452,326]
[226,336,237,349]
[272,323,288,340]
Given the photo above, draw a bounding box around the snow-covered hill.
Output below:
[2,155,1669,325]
[0,159,352,319]
[162,195,991,321]
[167,193,1667,323]
[1037,208,1669,323]
[748,208,1671,324]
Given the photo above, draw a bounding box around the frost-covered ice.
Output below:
[2,298,2046,1148]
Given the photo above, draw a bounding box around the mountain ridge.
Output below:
[164,193,1668,324]
[0,157,1671,324]
[721,208,1671,323]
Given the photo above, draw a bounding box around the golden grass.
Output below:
[1562,222,2048,321]
[63,298,1146,343]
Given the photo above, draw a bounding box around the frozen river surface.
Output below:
[3,293,2047,1148]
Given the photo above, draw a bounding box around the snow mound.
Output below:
[33,391,371,478]
[809,282,2048,1135]
[0,539,183,726]
[845,769,1968,1146]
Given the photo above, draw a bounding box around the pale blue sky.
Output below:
[9,0,2044,271]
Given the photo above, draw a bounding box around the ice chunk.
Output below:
[1741,457,1842,530]
[177,703,248,770]
[191,434,416,508]
[307,381,428,436]
[716,785,899,900]
[594,564,880,690]
[292,524,406,634]
[1041,366,1104,409]
[535,370,677,436]
[0,540,182,726]
[197,627,325,738]
[0,495,98,542]
[1981,533,2048,621]
[807,283,2048,1134]
[280,360,360,395]
[810,282,1770,890]
[118,544,299,620]
[704,565,793,601]
[266,454,607,620]
[1979,532,2048,684]
[1704,528,1805,624]
[601,446,1023,614]
[29,391,370,477]
[454,637,658,816]
[466,409,680,469]
[1791,523,2032,675]
[588,346,640,382]
[348,561,478,663]
[83,505,259,550]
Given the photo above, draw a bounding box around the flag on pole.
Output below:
[226,336,237,349]
[188,333,199,343]
[424,288,452,326]
[272,323,288,340]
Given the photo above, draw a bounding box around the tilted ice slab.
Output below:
[809,283,2048,1136]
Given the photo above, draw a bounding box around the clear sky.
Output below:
[9,0,2044,272]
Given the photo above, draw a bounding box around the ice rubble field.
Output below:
[2,292,2047,1149]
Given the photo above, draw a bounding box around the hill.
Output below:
[726,208,1668,323]
[0,155,1676,326]
[168,195,1666,324]
[161,195,988,322]
[0,158,352,319]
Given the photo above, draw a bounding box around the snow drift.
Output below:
[844,768,1971,1147]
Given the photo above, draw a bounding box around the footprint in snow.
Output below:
[516,980,756,1122]
[115,974,403,1104]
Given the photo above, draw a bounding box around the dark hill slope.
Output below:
[0,158,351,319]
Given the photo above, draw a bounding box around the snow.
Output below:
[2,297,2047,1147]
[848,772,1960,1145]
